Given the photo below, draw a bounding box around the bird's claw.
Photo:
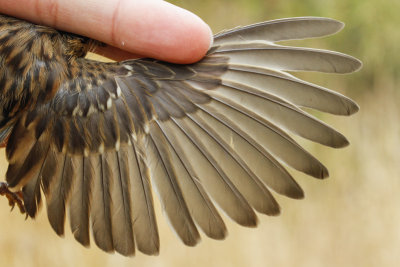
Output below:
[0,182,25,214]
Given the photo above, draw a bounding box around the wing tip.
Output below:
[202,223,228,240]
[321,166,330,179]
[137,239,161,256]
[293,16,345,36]
[238,214,259,228]
[288,187,305,200]
[268,204,281,216]
[311,165,330,179]
[347,57,363,73]
[74,235,91,248]
[334,135,350,148]
[115,247,136,257]
[346,100,360,116]
[182,234,201,247]
[335,54,362,74]
[138,246,160,256]
[323,17,344,36]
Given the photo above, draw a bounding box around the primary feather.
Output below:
[0,15,361,256]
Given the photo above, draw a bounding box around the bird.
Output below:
[0,14,361,256]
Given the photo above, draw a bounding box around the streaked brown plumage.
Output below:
[0,14,361,256]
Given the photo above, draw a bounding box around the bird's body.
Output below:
[0,14,361,256]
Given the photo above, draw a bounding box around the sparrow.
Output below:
[0,14,361,256]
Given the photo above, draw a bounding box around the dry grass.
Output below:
[1,0,399,266]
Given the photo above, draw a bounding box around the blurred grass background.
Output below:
[1,0,399,266]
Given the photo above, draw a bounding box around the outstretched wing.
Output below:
[5,17,361,256]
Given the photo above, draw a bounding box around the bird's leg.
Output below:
[0,182,25,214]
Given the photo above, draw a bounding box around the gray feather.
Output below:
[146,126,200,246]
[222,65,359,115]
[129,140,160,255]
[153,121,227,239]
[192,108,304,198]
[108,150,135,256]
[214,17,345,44]
[213,44,362,73]
[158,120,257,227]
[46,155,74,236]
[185,112,280,215]
[90,155,113,252]
[69,156,93,247]
[201,81,349,149]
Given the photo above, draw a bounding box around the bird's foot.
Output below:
[0,182,25,214]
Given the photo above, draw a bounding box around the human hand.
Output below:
[0,0,212,63]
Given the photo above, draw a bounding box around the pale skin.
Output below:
[0,0,212,63]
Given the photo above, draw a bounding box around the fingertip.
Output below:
[114,1,213,64]
[164,7,213,63]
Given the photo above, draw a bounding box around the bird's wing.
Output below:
[5,17,361,256]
